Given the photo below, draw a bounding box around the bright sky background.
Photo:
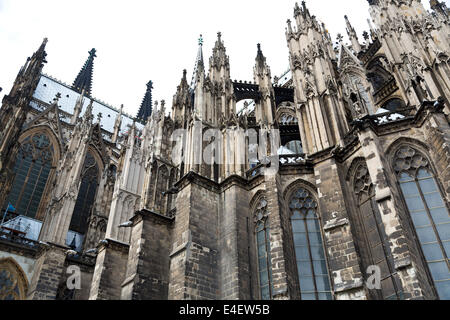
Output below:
[0,0,440,117]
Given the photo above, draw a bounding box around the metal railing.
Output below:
[0,228,39,249]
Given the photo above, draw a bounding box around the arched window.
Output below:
[382,98,406,112]
[4,132,55,219]
[285,140,303,154]
[278,112,299,126]
[70,152,99,235]
[254,198,273,300]
[289,187,332,300]
[352,163,403,300]
[367,56,392,92]
[0,258,28,300]
[393,146,450,299]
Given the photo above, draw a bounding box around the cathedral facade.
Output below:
[0,0,449,300]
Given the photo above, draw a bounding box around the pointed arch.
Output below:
[283,179,318,203]
[385,137,430,161]
[69,147,102,238]
[249,190,267,212]
[285,181,332,300]
[391,144,450,299]
[347,158,404,299]
[4,126,61,220]
[345,156,367,181]
[250,191,273,300]
[283,179,333,300]
[0,257,29,300]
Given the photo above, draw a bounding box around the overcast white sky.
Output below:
[0,0,441,117]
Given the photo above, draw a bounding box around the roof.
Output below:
[32,74,143,136]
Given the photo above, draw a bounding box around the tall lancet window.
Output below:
[254,198,273,300]
[352,163,403,300]
[5,133,54,219]
[70,152,99,235]
[289,187,332,300]
[393,146,450,299]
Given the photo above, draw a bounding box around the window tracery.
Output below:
[393,146,450,299]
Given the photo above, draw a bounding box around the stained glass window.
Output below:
[69,152,99,235]
[289,187,332,300]
[255,198,273,300]
[0,259,27,300]
[393,146,450,299]
[353,164,403,300]
[4,133,54,219]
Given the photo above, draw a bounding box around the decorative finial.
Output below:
[198,34,203,46]
[53,92,62,104]
[336,33,344,44]
[217,32,222,41]
[97,112,103,123]
[363,31,370,41]
[89,48,97,58]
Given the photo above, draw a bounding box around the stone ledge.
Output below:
[175,171,220,193]
[324,217,349,231]
[272,287,289,300]
[121,274,136,288]
[394,256,412,270]
[98,238,130,254]
[334,279,364,293]
[169,241,190,258]
[375,188,392,202]
[131,209,175,226]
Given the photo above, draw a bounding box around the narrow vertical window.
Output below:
[289,188,332,300]
[70,152,99,235]
[353,163,403,299]
[255,198,273,300]
[393,146,450,299]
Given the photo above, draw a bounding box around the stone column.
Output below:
[264,173,297,300]
[27,244,67,300]
[88,239,129,300]
[314,157,368,300]
[121,209,173,300]
[168,172,219,300]
[218,177,252,300]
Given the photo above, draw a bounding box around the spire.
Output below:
[210,32,228,69]
[23,38,48,78]
[71,89,86,124]
[255,44,267,71]
[73,48,96,96]
[254,43,272,85]
[430,0,449,17]
[209,32,230,81]
[293,1,321,33]
[345,15,362,53]
[34,38,48,64]
[83,100,94,123]
[190,34,205,89]
[136,81,153,124]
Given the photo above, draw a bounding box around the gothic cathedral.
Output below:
[0,0,449,300]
